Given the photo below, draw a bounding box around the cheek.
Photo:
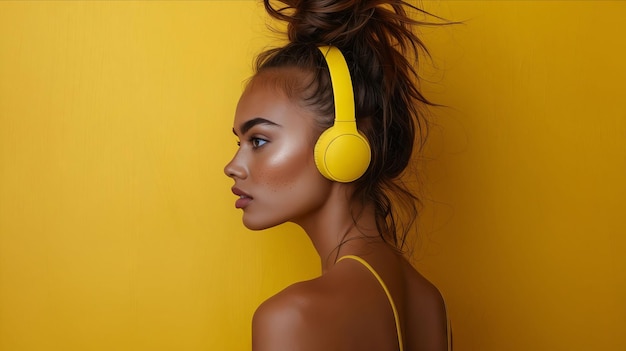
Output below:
[256,142,318,191]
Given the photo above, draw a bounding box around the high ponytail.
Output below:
[254,0,444,251]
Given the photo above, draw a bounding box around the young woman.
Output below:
[224,1,449,350]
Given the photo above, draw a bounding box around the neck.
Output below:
[292,184,384,272]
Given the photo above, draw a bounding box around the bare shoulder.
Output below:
[406,260,447,312]
[252,258,450,351]
[251,268,377,351]
[401,259,450,351]
[251,278,337,351]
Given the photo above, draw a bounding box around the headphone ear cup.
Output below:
[314,125,371,183]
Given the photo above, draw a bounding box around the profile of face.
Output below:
[224,72,334,230]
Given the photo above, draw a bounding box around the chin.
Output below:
[242,216,282,231]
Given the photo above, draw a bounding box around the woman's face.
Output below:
[224,73,333,230]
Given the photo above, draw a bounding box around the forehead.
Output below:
[233,70,318,135]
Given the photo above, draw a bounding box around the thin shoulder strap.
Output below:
[445,299,453,351]
[337,255,404,351]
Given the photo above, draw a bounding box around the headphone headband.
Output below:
[318,46,356,125]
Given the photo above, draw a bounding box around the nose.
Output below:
[224,151,247,180]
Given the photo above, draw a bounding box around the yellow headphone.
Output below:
[315,46,371,183]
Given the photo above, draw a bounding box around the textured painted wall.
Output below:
[418,2,626,350]
[1,1,624,350]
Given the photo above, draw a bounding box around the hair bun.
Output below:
[264,0,376,45]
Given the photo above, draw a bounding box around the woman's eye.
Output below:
[251,137,268,149]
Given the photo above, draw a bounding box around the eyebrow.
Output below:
[233,117,281,136]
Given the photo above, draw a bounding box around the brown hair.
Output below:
[254,0,443,250]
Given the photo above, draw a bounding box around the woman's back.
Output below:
[252,243,448,351]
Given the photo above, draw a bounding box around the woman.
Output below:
[224,1,449,350]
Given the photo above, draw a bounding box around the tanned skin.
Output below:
[225,71,448,351]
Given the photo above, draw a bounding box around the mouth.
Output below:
[232,187,253,209]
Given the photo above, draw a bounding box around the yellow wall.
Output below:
[0,1,624,350]
[418,1,626,350]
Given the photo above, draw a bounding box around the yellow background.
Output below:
[0,1,624,350]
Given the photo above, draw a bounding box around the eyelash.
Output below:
[237,137,268,149]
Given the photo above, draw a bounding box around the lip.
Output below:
[231,187,253,209]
